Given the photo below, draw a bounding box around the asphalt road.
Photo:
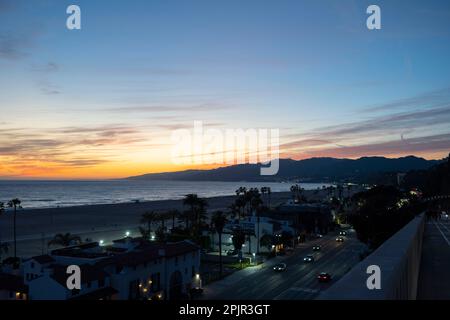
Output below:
[203,230,366,300]
[417,218,450,300]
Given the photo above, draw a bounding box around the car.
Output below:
[273,263,287,272]
[303,255,314,263]
[339,231,347,236]
[226,249,237,256]
[316,234,323,238]
[312,245,321,251]
[336,237,344,242]
[189,287,204,297]
[317,272,332,283]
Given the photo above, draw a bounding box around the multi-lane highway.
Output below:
[202,229,366,300]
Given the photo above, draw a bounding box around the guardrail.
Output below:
[317,213,425,300]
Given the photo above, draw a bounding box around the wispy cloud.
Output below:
[31,62,62,95]
[363,87,450,113]
[281,88,450,159]
[106,103,231,114]
[285,133,450,159]
[0,124,154,173]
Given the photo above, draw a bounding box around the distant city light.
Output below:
[151,235,155,241]
[125,231,130,237]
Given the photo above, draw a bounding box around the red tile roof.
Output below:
[50,264,109,287]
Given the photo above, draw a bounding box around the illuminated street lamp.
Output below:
[125,231,130,237]
[99,240,104,246]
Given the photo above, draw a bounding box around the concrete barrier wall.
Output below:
[317,214,425,300]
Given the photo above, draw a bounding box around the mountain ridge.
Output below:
[126,155,441,183]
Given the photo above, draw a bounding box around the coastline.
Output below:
[0,191,299,257]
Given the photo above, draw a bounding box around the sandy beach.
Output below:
[0,191,299,257]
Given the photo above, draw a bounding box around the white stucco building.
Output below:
[21,238,200,300]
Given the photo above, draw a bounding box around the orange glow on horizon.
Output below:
[1,149,447,180]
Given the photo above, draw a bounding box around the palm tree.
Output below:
[140,211,157,233]
[167,209,179,231]
[179,210,192,230]
[251,196,263,254]
[48,233,81,247]
[184,194,208,239]
[139,226,150,240]
[156,211,169,232]
[195,198,208,226]
[183,194,199,220]
[7,198,21,259]
[231,228,246,257]
[0,242,9,262]
[261,187,267,205]
[260,234,273,252]
[234,196,245,220]
[0,202,8,263]
[228,203,239,220]
[0,201,4,242]
[211,211,228,277]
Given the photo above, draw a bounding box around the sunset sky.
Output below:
[1,0,450,179]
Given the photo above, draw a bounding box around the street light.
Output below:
[99,240,104,246]
[125,231,130,237]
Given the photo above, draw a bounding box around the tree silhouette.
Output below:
[7,198,21,259]
[48,233,81,247]
[211,211,228,277]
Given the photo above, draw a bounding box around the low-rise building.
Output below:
[211,213,295,255]
[20,238,200,300]
[0,273,27,300]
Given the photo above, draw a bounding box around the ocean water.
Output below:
[0,180,331,209]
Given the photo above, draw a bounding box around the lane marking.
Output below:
[438,221,450,233]
[434,221,450,247]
